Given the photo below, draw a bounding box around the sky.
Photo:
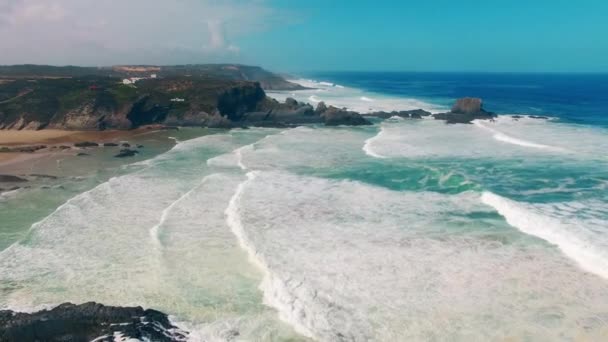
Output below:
[0,0,607,72]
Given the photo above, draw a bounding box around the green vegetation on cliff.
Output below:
[0,76,265,130]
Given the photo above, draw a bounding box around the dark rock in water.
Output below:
[529,115,549,119]
[433,97,496,124]
[315,101,328,115]
[322,106,372,126]
[451,97,482,114]
[59,145,71,150]
[114,149,139,158]
[0,302,188,342]
[0,145,47,153]
[28,174,58,180]
[74,141,99,148]
[136,145,144,149]
[511,115,523,120]
[76,152,90,156]
[368,109,431,119]
[121,143,131,148]
[0,175,28,183]
[103,142,119,147]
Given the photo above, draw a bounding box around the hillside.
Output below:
[0,76,266,130]
[0,64,304,91]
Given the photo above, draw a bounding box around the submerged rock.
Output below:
[0,145,47,153]
[0,302,188,342]
[74,141,99,148]
[114,149,139,158]
[367,109,432,119]
[102,142,119,147]
[0,175,28,183]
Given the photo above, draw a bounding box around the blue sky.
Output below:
[1,0,606,72]
[240,0,608,72]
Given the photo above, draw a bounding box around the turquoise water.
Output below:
[1,83,608,340]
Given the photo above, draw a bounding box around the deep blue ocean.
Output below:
[308,72,608,126]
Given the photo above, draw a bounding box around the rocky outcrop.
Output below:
[74,141,99,148]
[0,302,188,342]
[242,98,371,127]
[366,109,432,119]
[0,145,47,153]
[433,97,495,124]
[321,105,373,126]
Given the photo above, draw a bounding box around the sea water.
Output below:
[1,73,608,341]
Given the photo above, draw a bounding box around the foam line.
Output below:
[149,175,213,247]
[362,126,388,159]
[473,121,566,152]
[224,172,317,340]
[481,192,608,279]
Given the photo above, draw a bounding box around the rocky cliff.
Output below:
[0,77,369,130]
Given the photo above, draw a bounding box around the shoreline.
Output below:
[0,127,162,171]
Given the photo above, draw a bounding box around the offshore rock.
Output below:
[114,149,139,158]
[433,97,496,124]
[322,106,373,126]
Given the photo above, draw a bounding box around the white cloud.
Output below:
[0,0,277,65]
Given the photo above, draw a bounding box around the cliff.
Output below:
[0,77,369,130]
[0,77,265,130]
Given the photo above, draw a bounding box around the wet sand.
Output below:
[0,128,164,170]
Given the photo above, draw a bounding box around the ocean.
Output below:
[1,72,608,341]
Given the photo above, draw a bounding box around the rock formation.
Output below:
[0,302,188,342]
[433,97,495,124]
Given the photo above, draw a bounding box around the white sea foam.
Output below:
[362,126,387,159]
[149,175,214,247]
[473,120,567,152]
[482,192,608,279]
[225,170,608,340]
[267,78,445,113]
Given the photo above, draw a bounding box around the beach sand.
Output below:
[0,128,157,172]
[0,129,145,146]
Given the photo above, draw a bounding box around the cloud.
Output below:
[0,0,277,65]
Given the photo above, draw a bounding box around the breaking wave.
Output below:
[482,192,608,279]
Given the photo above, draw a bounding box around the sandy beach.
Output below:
[0,129,156,172]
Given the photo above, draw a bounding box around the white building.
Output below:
[122,79,133,85]
[150,74,157,79]
[170,98,185,102]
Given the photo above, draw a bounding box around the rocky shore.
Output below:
[0,64,503,131]
[0,302,188,342]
